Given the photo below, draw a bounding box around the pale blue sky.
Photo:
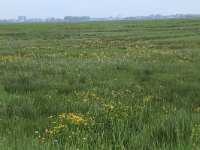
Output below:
[0,0,200,19]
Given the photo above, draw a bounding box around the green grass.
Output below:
[0,19,200,149]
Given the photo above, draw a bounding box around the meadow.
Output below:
[0,19,200,149]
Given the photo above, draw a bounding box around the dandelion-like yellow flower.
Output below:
[66,113,84,123]
[83,95,88,103]
[195,107,200,111]
[192,143,197,148]
[144,96,153,102]
[53,124,67,129]
[59,113,84,123]
[121,112,128,117]
[48,116,53,119]
[59,113,66,119]
[90,93,97,97]
[0,55,14,61]
[102,103,115,110]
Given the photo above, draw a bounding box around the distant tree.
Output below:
[18,16,26,22]
[64,16,90,22]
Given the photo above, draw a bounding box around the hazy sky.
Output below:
[0,0,200,19]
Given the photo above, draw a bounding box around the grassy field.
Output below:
[0,19,200,149]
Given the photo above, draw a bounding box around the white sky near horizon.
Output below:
[0,0,200,19]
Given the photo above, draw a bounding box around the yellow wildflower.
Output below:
[144,96,153,102]
[83,95,89,103]
[195,107,200,111]
[59,113,66,119]
[121,112,128,117]
[53,124,67,129]
[48,116,53,119]
[192,143,197,148]
[58,113,84,123]
[102,103,115,110]
[0,55,14,61]
[90,93,97,97]
[66,113,84,123]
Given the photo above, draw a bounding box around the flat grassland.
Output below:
[0,19,200,149]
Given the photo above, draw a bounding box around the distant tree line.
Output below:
[1,14,200,23]
[64,16,91,22]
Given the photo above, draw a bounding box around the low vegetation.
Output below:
[0,19,200,149]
